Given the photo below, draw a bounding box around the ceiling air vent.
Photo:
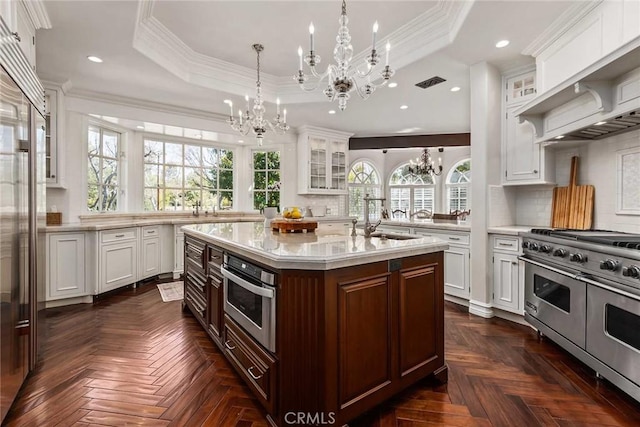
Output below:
[415,76,446,89]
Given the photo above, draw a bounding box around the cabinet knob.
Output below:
[533,170,538,174]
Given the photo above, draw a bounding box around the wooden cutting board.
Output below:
[271,219,318,233]
[550,156,594,230]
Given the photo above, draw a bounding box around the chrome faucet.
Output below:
[363,193,386,238]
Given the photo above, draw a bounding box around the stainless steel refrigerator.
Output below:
[0,18,46,423]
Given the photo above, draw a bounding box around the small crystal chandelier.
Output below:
[225,44,289,146]
[294,0,395,111]
[408,149,443,177]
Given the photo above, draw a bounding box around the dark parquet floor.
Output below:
[4,282,640,426]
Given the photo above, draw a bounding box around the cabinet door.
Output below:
[140,237,160,279]
[100,241,138,293]
[506,71,536,105]
[48,233,86,300]
[15,2,35,68]
[208,273,223,342]
[329,139,347,190]
[443,246,470,299]
[504,106,541,182]
[492,252,521,313]
[309,136,328,190]
[398,264,443,379]
[174,232,184,277]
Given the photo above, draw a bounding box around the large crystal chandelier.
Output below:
[295,0,395,111]
[225,44,289,145]
[408,149,443,177]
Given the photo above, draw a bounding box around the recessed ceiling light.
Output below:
[595,121,607,125]
[555,135,565,139]
[238,140,244,143]
[495,40,510,48]
[400,105,408,110]
[450,86,461,92]
[87,55,103,63]
[136,125,144,130]
[328,110,336,115]
[388,82,398,88]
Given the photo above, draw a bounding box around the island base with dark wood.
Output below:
[183,235,446,427]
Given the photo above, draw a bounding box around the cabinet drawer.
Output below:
[493,236,521,252]
[101,228,137,243]
[185,290,206,320]
[224,315,276,414]
[185,236,206,269]
[414,230,470,245]
[208,245,223,269]
[142,226,160,238]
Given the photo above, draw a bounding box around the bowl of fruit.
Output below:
[282,206,304,220]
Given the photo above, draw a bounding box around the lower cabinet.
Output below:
[207,244,224,344]
[174,226,184,279]
[99,228,138,294]
[140,226,161,279]
[184,236,207,327]
[47,233,87,300]
[491,235,524,314]
[223,315,277,415]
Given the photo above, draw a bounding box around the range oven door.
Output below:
[586,281,640,387]
[522,257,587,349]
[221,265,276,353]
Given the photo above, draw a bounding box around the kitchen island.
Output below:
[182,222,448,427]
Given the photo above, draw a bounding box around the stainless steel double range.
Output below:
[520,229,640,402]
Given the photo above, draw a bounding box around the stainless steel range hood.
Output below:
[515,38,640,144]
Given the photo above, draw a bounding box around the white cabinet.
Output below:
[174,225,184,279]
[413,229,470,299]
[491,235,524,314]
[43,86,64,187]
[99,228,138,293]
[140,226,160,279]
[47,233,87,300]
[297,126,352,195]
[15,2,35,68]
[502,69,555,185]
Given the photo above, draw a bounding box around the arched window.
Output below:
[446,159,471,212]
[388,164,435,215]
[348,160,381,220]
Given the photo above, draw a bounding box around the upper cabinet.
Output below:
[43,85,65,188]
[502,69,555,186]
[297,126,352,195]
[1,0,51,70]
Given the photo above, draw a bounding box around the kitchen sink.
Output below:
[370,232,419,240]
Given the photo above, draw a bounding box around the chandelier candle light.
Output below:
[226,44,289,146]
[295,0,395,111]
[408,149,443,177]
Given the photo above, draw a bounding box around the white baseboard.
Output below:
[444,294,469,307]
[468,299,495,318]
[45,295,93,308]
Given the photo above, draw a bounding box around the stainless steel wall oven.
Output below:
[221,254,276,352]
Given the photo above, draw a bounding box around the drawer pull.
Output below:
[498,242,514,247]
[224,340,236,351]
[146,230,156,234]
[247,366,263,380]
[512,262,518,265]
[115,234,125,238]
[449,237,461,241]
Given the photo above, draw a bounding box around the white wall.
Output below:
[513,129,640,233]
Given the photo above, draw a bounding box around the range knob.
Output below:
[529,242,539,251]
[599,259,619,271]
[622,265,640,279]
[569,253,587,263]
[553,248,567,258]
[539,245,552,254]
[522,241,530,249]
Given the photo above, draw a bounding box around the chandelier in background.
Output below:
[295,0,395,111]
[225,44,289,146]
[408,148,443,177]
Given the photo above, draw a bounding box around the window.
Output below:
[87,125,120,212]
[348,160,381,220]
[388,164,435,214]
[143,139,234,211]
[446,159,471,212]
[253,150,280,210]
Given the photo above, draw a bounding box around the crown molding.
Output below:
[522,0,603,57]
[21,0,52,29]
[132,0,471,104]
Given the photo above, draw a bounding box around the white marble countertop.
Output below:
[182,222,449,271]
[44,215,264,232]
[487,225,534,236]
[380,219,471,232]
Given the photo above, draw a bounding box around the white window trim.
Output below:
[251,148,281,211]
[388,162,436,214]
[348,159,382,220]
[445,158,471,213]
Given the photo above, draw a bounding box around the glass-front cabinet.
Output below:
[297,126,352,195]
[44,86,64,187]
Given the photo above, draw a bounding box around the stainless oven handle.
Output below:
[576,274,640,302]
[220,266,275,299]
[518,257,578,280]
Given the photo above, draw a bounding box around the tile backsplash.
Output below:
[514,129,640,232]
[296,195,346,217]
